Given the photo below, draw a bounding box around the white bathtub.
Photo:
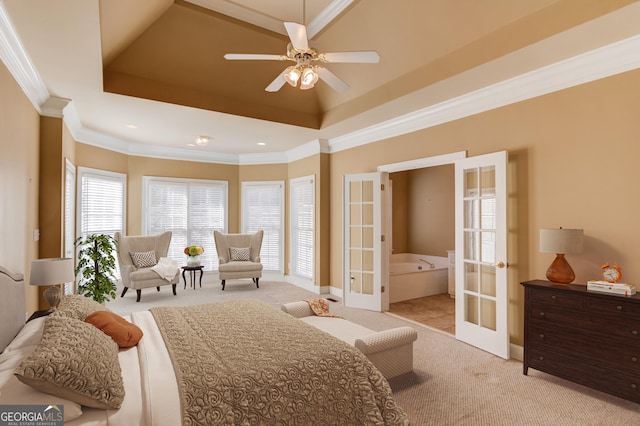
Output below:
[389,253,449,303]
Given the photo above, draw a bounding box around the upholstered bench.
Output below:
[281,299,418,379]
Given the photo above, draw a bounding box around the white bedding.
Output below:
[1,312,181,426]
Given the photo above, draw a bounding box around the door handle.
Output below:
[491,261,507,269]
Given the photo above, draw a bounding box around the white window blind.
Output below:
[290,176,314,280]
[242,181,284,273]
[77,168,126,240]
[77,167,126,279]
[143,177,227,270]
[64,160,76,295]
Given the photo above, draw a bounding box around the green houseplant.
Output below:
[74,233,118,304]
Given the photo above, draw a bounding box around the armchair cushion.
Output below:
[229,247,251,261]
[130,250,157,268]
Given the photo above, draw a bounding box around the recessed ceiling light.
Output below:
[195,135,210,146]
[187,143,196,147]
[257,142,267,146]
[126,124,137,129]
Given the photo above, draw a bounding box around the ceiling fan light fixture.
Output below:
[284,66,301,87]
[300,66,318,89]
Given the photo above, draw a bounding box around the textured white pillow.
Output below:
[130,250,157,268]
[229,247,251,261]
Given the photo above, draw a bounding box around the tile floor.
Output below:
[389,293,455,334]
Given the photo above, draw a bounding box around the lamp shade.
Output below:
[30,258,75,286]
[539,228,583,254]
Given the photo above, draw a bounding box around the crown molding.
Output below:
[307,0,354,39]
[328,34,640,154]
[2,2,640,166]
[184,0,287,35]
[0,1,48,112]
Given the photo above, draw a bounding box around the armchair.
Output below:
[214,230,263,290]
[114,231,179,302]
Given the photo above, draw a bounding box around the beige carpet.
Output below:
[107,276,640,425]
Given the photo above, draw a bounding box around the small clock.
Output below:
[601,263,622,283]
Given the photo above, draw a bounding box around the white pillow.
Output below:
[2,316,46,353]
[0,346,83,422]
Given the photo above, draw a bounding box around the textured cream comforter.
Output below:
[150,299,409,425]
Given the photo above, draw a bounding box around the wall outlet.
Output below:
[33,229,40,241]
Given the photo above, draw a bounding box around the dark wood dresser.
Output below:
[521,279,640,404]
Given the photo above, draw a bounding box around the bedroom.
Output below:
[1,0,640,422]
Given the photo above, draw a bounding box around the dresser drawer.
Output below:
[587,296,640,319]
[528,324,640,371]
[528,288,585,309]
[528,347,640,403]
[528,303,589,328]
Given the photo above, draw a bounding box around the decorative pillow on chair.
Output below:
[130,250,157,268]
[229,247,251,261]
[14,316,125,410]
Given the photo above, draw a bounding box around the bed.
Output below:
[0,265,409,425]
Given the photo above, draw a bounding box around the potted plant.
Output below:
[75,233,118,304]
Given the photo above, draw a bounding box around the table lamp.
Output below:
[30,258,74,311]
[539,228,583,284]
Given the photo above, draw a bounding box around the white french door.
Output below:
[343,172,389,311]
[455,151,509,359]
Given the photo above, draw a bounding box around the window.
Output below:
[77,167,126,240]
[290,176,314,280]
[242,181,284,273]
[64,159,75,295]
[77,167,126,278]
[143,177,227,270]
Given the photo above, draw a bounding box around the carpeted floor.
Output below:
[107,276,640,425]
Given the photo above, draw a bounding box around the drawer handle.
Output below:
[551,295,557,300]
[631,384,637,390]
[539,312,545,317]
[539,334,545,339]
[632,330,638,336]
[538,356,544,361]
[632,357,638,362]
[617,305,623,311]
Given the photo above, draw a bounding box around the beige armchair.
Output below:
[214,230,263,290]
[114,231,179,302]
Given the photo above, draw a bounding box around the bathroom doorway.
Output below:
[380,154,460,335]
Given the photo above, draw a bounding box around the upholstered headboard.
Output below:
[0,265,25,353]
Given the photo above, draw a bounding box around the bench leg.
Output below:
[121,287,128,298]
[255,278,259,289]
[172,283,177,296]
[221,279,225,290]
[136,290,141,302]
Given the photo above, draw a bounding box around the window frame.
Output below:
[289,175,315,282]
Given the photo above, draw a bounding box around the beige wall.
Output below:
[391,165,455,257]
[0,61,40,314]
[330,68,640,346]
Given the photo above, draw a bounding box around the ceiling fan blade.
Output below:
[224,53,287,61]
[320,51,380,63]
[283,22,309,51]
[315,67,350,93]
[265,69,288,92]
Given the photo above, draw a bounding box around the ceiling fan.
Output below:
[224,22,380,93]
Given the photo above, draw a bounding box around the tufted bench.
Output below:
[281,299,418,379]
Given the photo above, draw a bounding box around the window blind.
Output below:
[290,176,314,280]
[64,160,76,295]
[242,182,284,273]
[144,177,227,270]
[77,167,126,278]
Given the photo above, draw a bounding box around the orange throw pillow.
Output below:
[85,311,143,348]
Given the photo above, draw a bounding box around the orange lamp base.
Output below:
[545,253,575,284]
